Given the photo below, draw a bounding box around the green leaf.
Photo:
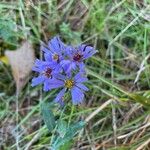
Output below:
[59,140,73,150]
[51,121,85,150]
[65,121,85,139]
[0,18,17,46]
[41,102,55,132]
[57,120,68,138]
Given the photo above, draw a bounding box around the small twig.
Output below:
[134,53,150,84]
[85,99,113,123]
[24,132,41,150]
[85,129,96,150]
[78,99,113,140]
[111,101,117,147]
[136,138,150,150]
[24,127,45,150]
[117,122,150,139]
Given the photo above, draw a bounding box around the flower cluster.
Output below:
[32,36,96,105]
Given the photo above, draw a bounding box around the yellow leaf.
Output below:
[0,56,9,64]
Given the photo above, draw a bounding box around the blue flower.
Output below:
[31,59,59,91]
[46,73,89,105]
[61,44,97,72]
[41,36,66,63]
[31,36,95,105]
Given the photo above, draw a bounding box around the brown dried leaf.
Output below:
[5,41,35,94]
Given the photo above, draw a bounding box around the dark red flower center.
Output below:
[73,53,83,62]
[44,68,52,78]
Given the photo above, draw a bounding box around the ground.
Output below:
[0,0,150,150]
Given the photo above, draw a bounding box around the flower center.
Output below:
[53,54,59,61]
[44,68,52,78]
[73,53,83,62]
[65,79,74,89]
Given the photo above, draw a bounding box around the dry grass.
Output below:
[0,0,150,150]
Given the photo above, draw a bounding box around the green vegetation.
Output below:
[0,0,150,149]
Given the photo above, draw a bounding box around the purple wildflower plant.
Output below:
[31,59,59,91]
[61,44,97,72]
[41,36,66,63]
[47,73,89,105]
[32,36,97,105]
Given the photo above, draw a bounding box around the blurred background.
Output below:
[0,0,150,150]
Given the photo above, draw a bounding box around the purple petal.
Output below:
[78,62,85,72]
[54,88,66,103]
[76,77,88,83]
[32,66,41,72]
[74,73,88,83]
[82,45,93,51]
[32,60,54,73]
[47,79,64,89]
[60,60,75,73]
[65,46,74,57]
[53,64,62,73]
[55,74,66,80]
[71,87,84,105]
[60,60,71,67]
[69,62,76,70]
[43,81,51,91]
[49,84,64,89]
[34,59,53,69]
[83,49,96,59]
[65,62,76,73]
[66,72,72,78]
[77,44,96,59]
[48,36,65,54]
[34,59,43,66]
[44,53,53,62]
[74,72,81,81]
[76,83,89,91]
[41,45,50,53]
[31,76,45,87]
